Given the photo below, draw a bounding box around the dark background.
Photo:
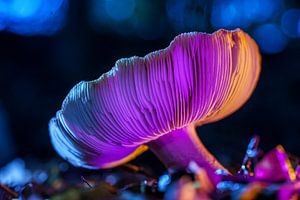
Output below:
[0,0,300,171]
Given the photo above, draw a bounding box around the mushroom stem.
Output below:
[147,125,225,174]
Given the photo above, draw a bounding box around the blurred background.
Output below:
[0,0,300,175]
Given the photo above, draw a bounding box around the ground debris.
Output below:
[1,136,300,199]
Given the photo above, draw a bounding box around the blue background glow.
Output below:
[0,0,68,35]
[0,0,300,180]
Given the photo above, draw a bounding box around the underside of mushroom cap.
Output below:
[49,115,148,168]
[49,29,261,169]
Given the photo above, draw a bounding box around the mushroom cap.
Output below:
[49,29,261,169]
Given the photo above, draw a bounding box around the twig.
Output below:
[120,163,156,179]
[81,176,93,189]
[0,184,18,198]
[119,183,140,191]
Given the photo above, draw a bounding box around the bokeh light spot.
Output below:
[105,0,135,22]
[0,159,32,187]
[166,0,207,32]
[281,9,300,38]
[0,0,68,35]
[9,0,41,18]
[158,174,171,192]
[211,0,283,29]
[253,24,288,54]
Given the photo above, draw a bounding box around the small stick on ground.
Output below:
[120,163,157,179]
[81,176,93,189]
[0,184,18,198]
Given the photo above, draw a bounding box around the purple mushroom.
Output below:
[49,29,261,177]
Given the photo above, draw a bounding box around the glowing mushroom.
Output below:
[49,29,261,176]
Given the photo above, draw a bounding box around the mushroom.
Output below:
[49,29,261,177]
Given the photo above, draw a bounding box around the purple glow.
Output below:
[49,29,260,173]
[254,145,295,182]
